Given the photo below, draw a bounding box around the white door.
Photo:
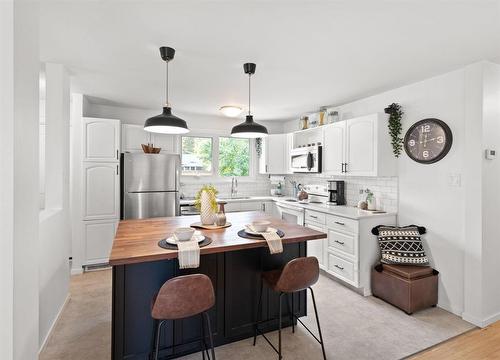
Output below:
[323,122,345,175]
[121,124,150,152]
[305,222,326,269]
[83,118,120,162]
[152,133,177,153]
[83,219,118,265]
[345,115,377,176]
[266,134,286,174]
[83,162,120,220]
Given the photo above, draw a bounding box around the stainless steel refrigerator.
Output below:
[121,153,180,220]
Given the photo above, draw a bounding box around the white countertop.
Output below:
[180,195,396,220]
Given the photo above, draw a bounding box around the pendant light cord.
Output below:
[165,60,169,107]
[248,73,251,116]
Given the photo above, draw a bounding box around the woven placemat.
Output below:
[158,236,212,250]
[237,229,285,240]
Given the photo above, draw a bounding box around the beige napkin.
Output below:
[246,225,283,254]
[176,233,201,269]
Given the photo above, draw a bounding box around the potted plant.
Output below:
[384,103,404,158]
[194,185,218,225]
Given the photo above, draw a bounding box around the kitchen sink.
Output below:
[220,196,251,200]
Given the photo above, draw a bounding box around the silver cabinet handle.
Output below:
[116,164,119,175]
[334,264,344,270]
[334,221,345,226]
[310,215,318,219]
[334,240,345,245]
[116,149,119,160]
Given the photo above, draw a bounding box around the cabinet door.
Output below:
[152,133,177,153]
[83,219,118,265]
[121,124,150,152]
[239,201,261,212]
[83,118,120,162]
[83,162,120,220]
[305,222,326,269]
[224,202,241,213]
[345,115,377,176]
[266,134,287,174]
[323,122,345,174]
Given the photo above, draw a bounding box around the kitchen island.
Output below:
[109,211,327,360]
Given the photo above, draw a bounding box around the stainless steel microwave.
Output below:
[290,145,322,173]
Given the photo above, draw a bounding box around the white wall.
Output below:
[84,102,285,134]
[38,63,71,349]
[0,1,15,358]
[12,2,40,359]
[285,68,469,316]
[481,63,500,324]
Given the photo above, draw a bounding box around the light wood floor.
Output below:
[410,321,500,359]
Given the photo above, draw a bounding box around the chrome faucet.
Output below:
[231,177,238,198]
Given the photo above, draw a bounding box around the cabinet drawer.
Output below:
[328,253,356,285]
[328,229,356,257]
[305,210,326,224]
[326,214,358,234]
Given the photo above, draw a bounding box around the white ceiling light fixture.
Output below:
[219,105,243,118]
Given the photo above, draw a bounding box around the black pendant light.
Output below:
[231,63,268,138]
[144,47,189,134]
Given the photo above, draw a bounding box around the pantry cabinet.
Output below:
[322,113,396,177]
[82,162,120,220]
[83,219,118,265]
[83,118,120,162]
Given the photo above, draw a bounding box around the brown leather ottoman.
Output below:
[371,264,438,314]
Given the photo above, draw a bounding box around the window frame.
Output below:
[180,130,257,183]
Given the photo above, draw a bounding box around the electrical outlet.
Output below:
[448,173,461,187]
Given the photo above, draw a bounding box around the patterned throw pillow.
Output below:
[376,226,429,265]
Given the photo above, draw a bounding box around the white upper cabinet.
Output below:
[121,124,178,153]
[323,122,345,175]
[82,162,120,220]
[345,115,377,176]
[83,118,120,162]
[259,134,288,174]
[322,113,396,177]
[121,124,150,152]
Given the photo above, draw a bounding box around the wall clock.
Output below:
[404,118,453,164]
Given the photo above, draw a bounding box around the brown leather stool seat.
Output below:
[254,257,326,359]
[151,274,216,360]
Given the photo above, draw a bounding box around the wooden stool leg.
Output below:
[253,280,263,346]
[203,312,216,360]
[309,287,326,360]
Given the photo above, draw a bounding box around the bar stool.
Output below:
[151,274,216,360]
[253,257,326,359]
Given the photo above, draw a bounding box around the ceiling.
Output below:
[40,0,500,121]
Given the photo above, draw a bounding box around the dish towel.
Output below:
[177,239,200,269]
[246,225,283,254]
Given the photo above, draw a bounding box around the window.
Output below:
[181,135,252,178]
[181,136,213,176]
[218,137,250,177]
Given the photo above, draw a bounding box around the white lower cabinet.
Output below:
[83,219,118,265]
[305,209,396,296]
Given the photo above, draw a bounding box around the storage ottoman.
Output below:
[371,263,438,314]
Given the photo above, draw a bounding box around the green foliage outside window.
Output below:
[218,137,249,177]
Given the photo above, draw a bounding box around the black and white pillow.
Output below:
[376,226,429,265]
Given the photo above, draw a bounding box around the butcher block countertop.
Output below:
[109,211,327,266]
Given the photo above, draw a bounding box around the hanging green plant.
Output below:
[384,103,404,157]
[255,138,263,158]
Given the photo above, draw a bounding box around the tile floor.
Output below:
[40,270,474,360]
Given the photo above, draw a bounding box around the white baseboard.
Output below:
[71,267,83,275]
[463,311,500,328]
[39,293,71,354]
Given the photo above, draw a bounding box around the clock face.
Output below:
[404,118,452,164]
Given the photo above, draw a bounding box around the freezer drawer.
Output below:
[124,191,179,219]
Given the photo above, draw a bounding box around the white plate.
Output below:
[166,233,205,245]
[244,226,278,236]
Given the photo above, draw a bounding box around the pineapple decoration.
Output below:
[194,185,218,225]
